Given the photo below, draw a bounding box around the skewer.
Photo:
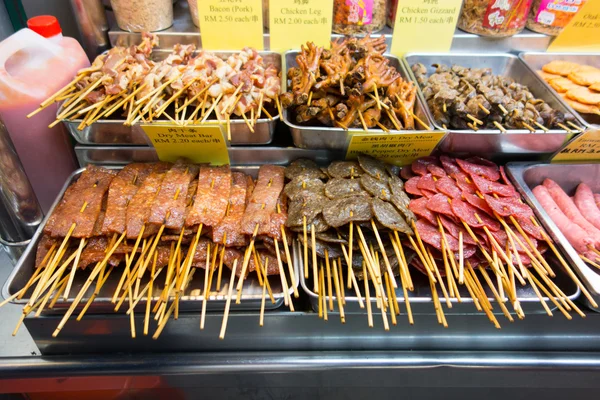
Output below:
[337,257,346,306]
[522,122,536,132]
[200,93,223,123]
[478,103,490,115]
[498,104,508,115]
[200,243,211,330]
[259,257,268,327]
[493,121,507,133]
[362,261,373,328]
[311,224,318,293]
[385,109,402,131]
[467,122,479,131]
[375,121,390,132]
[393,230,413,290]
[325,250,333,312]
[216,234,227,291]
[532,120,549,132]
[318,263,323,319]
[427,249,452,308]
[279,226,298,298]
[581,254,600,270]
[366,93,389,110]
[466,114,483,125]
[274,239,293,310]
[153,269,196,340]
[384,273,397,326]
[17,244,56,300]
[76,264,116,321]
[218,258,237,339]
[557,123,574,133]
[567,121,582,132]
[303,216,309,280]
[339,239,364,309]
[371,220,397,289]
[395,95,432,130]
[373,84,381,110]
[358,110,369,131]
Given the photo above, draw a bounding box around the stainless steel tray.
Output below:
[62,51,282,146]
[519,52,600,129]
[2,166,299,314]
[403,53,587,161]
[282,51,438,151]
[506,162,600,310]
[295,235,579,315]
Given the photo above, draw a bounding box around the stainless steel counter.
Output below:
[108,1,553,53]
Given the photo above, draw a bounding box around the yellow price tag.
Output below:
[346,131,446,166]
[548,1,600,52]
[269,0,333,51]
[391,0,462,56]
[141,124,230,165]
[552,129,600,163]
[197,0,264,50]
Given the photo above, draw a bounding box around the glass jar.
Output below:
[263,0,270,30]
[457,0,534,37]
[527,0,587,36]
[111,0,173,32]
[187,0,199,27]
[333,0,388,35]
[387,0,398,28]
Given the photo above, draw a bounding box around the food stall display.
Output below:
[457,0,534,37]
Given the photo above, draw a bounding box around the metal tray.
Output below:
[2,166,299,314]
[506,162,600,310]
[519,52,600,129]
[282,51,437,151]
[403,53,587,161]
[295,236,579,315]
[61,51,282,146]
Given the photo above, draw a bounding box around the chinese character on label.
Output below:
[488,11,505,26]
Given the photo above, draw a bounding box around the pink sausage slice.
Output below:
[574,183,600,231]
[543,178,600,247]
[533,185,594,254]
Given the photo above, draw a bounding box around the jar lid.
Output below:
[27,15,62,38]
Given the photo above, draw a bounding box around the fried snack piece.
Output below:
[568,68,600,87]
[549,77,582,93]
[561,94,600,114]
[537,70,561,83]
[542,60,582,76]
[589,82,600,92]
[566,86,600,105]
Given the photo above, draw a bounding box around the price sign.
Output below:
[269,0,333,51]
[346,131,446,166]
[548,1,600,52]
[552,129,600,163]
[197,0,264,50]
[141,124,230,165]
[391,0,462,56]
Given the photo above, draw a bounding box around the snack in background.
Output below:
[527,0,587,36]
[458,0,534,37]
[333,0,388,34]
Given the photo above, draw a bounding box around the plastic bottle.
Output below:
[0,16,90,212]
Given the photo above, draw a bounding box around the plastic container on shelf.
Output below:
[527,0,587,36]
[387,0,398,28]
[457,0,534,37]
[333,0,387,34]
[111,0,173,32]
[187,0,199,27]
[0,16,87,212]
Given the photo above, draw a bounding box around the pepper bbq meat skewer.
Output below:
[29,34,282,137]
[411,63,580,133]
[280,36,429,132]
[5,162,295,340]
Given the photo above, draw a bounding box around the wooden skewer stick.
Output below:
[339,240,364,309]
[153,270,196,340]
[216,233,227,291]
[348,221,354,289]
[235,223,258,296]
[280,226,298,298]
[17,244,56,300]
[393,231,413,290]
[373,84,381,110]
[126,267,166,314]
[318,264,323,319]
[33,251,79,317]
[49,276,70,309]
[466,114,483,125]
[176,78,219,112]
[362,261,373,327]
[337,257,346,306]
[557,122,574,133]
[331,258,346,323]
[371,220,398,289]
[76,264,116,321]
[0,273,44,308]
[367,93,389,110]
[200,243,211,330]
[303,216,309,280]
[325,250,333,312]
[143,252,158,335]
[219,259,238,339]
[63,238,87,300]
[478,103,491,115]
[395,95,432,130]
[529,272,572,320]
[358,110,369,131]
[427,249,452,308]
[384,272,397,326]
[53,232,126,337]
[375,121,390,132]
[532,120,549,132]
[493,121,507,133]
[498,104,508,115]
[200,93,223,123]
[259,257,268,327]
[522,122,536,132]
[477,265,514,322]
[567,121,582,132]
[311,223,319,293]
[274,239,293,310]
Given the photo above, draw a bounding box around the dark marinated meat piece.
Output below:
[386,164,401,178]
[439,215,477,245]
[316,231,348,244]
[388,174,405,195]
[322,196,372,228]
[35,235,58,268]
[328,161,362,179]
[483,194,533,219]
[290,213,330,233]
[212,172,251,247]
[286,192,326,228]
[148,162,199,230]
[241,165,285,236]
[416,174,437,193]
[405,177,424,196]
[456,158,500,181]
[102,163,152,235]
[360,174,391,200]
[78,237,124,269]
[499,166,511,186]
[400,166,416,180]
[325,178,368,199]
[409,198,436,225]
[427,164,447,178]
[284,177,325,200]
[411,156,440,176]
[264,201,287,241]
[191,238,212,267]
[435,176,461,199]
[91,197,107,237]
[285,159,326,180]
[450,198,501,231]
[223,248,280,276]
[461,191,493,217]
[358,155,387,179]
[50,165,117,238]
[298,235,343,259]
[440,155,461,176]
[186,165,232,228]
[426,193,455,219]
[390,192,416,223]
[126,162,171,239]
[372,198,412,234]
[514,216,544,241]
[471,174,517,198]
